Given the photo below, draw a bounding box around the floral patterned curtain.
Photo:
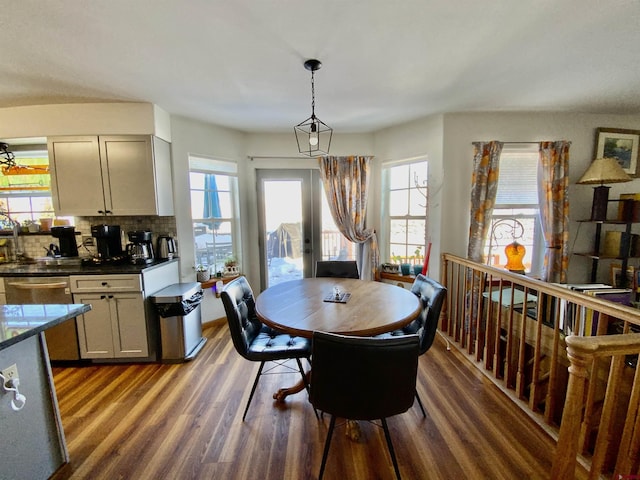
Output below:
[467,141,503,262]
[319,156,379,280]
[538,141,571,282]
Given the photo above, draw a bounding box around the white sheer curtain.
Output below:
[319,156,379,280]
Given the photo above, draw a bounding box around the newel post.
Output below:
[550,336,593,479]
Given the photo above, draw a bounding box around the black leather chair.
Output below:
[310,331,420,480]
[315,260,359,279]
[220,276,311,421]
[377,274,447,417]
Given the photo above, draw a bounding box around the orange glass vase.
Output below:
[504,241,526,274]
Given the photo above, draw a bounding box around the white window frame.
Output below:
[484,144,544,277]
[381,157,428,266]
[188,155,241,274]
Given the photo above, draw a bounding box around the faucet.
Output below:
[0,212,23,262]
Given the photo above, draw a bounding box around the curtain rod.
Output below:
[248,156,312,160]
[471,141,539,145]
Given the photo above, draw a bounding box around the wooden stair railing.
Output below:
[440,253,640,478]
[552,332,640,479]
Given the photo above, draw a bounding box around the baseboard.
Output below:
[202,317,226,329]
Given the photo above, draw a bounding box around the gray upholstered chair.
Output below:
[221,276,311,421]
[310,331,420,480]
[315,260,359,279]
[377,274,447,417]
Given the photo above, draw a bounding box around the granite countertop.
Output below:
[0,257,178,277]
[0,303,92,351]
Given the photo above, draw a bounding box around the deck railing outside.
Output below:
[440,253,640,479]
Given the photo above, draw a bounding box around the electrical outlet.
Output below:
[1,364,18,385]
[82,236,95,246]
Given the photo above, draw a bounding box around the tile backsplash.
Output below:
[16,216,177,260]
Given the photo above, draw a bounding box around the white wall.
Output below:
[372,111,640,283]
[168,116,248,321]
[440,112,640,283]
[5,103,640,317]
[242,132,375,289]
[0,103,170,141]
[374,115,445,278]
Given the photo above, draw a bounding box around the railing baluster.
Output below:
[440,253,640,479]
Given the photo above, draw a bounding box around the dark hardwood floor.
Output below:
[50,322,572,479]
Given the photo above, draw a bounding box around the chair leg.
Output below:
[242,361,265,421]
[296,358,310,393]
[415,390,426,417]
[381,418,402,480]
[296,357,319,419]
[318,415,336,480]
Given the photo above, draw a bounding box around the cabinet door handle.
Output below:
[100,295,106,299]
[101,282,108,286]
[108,295,114,299]
[8,281,68,290]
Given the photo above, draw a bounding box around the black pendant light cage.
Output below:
[294,59,333,156]
[0,143,16,168]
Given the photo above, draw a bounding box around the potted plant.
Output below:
[412,246,423,275]
[196,264,209,282]
[224,256,240,275]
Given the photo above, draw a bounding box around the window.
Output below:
[320,188,356,261]
[0,145,56,229]
[383,159,428,265]
[189,156,240,274]
[484,145,543,276]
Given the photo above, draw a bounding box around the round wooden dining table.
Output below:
[255,277,421,401]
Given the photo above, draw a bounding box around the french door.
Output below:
[256,169,322,290]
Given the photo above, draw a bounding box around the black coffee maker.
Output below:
[50,226,79,257]
[126,230,154,264]
[91,224,123,260]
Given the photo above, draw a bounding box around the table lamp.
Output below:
[505,241,526,274]
[577,157,632,221]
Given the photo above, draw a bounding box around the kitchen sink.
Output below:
[35,257,84,267]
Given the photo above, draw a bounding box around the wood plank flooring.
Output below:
[50,322,574,480]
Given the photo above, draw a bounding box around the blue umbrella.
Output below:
[203,174,222,229]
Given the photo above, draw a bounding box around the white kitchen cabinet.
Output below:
[70,262,179,361]
[48,135,174,216]
[71,274,148,359]
[74,291,147,359]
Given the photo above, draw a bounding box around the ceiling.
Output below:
[2,1,640,134]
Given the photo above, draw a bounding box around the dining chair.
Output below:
[315,260,360,279]
[376,274,447,417]
[220,276,312,421]
[310,331,420,480]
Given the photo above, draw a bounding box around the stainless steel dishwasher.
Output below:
[4,276,80,361]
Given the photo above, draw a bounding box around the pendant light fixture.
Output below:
[294,59,332,156]
[0,143,16,168]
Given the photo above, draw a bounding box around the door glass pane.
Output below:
[264,180,304,286]
[321,189,355,261]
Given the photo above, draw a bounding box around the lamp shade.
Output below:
[577,157,632,185]
[505,241,526,273]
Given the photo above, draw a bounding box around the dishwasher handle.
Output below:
[7,281,69,290]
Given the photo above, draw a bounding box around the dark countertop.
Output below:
[0,304,92,351]
[0,258,179,277]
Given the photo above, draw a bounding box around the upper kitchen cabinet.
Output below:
[48,135,174,216]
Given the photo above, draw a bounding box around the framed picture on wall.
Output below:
[595,127,640,177]
[610,263,635,288]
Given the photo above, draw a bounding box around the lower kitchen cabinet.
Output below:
[69,262,179,361]
[74,292,147,359]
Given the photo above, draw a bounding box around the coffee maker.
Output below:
[126,231,154,264]
[50,226,79,257]
[91,224,124,261]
